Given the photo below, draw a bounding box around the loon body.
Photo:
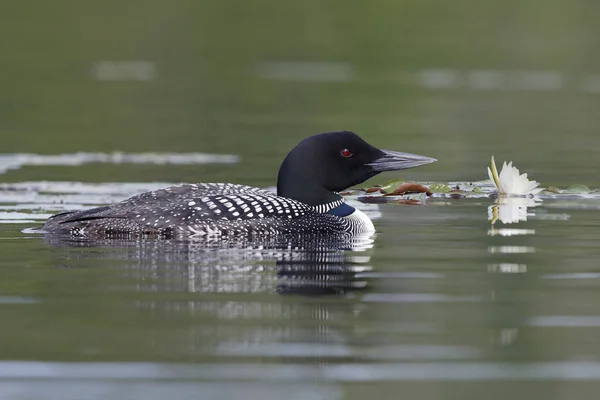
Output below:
[41,131,436,237]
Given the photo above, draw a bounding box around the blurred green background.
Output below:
[3,3,600,396]
[1,0,599,186]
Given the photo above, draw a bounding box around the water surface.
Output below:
[2,177,600,399]
[3,1,600,398]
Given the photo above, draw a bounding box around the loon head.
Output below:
[277,131,436,206]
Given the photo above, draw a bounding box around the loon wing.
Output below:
[168,183,275,197]
[51,184,276,223]
[42,183,316,235]
[123,189,313,228]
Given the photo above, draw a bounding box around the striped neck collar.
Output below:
[311,199,356,217]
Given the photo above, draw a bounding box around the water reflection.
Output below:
[486,263,527,273]
[486,196,539,277]
[7,189,600,399]
[43,233,374,296]
[39,233,378,370]
[487,228,535,237]
[487,196,541,224]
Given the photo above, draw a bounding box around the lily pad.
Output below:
[429,183,452,193]
[382,183,432,196]
[363,186,382,193]
[379,180,405,193]
[545,186,561,194]
[563,184,592,194]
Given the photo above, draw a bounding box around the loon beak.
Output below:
[368,150,437,172]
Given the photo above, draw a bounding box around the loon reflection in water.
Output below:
[38,131,435,238]
[45,233,376,296]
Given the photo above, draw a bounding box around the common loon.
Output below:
[40,131,436,237]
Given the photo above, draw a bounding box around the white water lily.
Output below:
[487,156,544,195]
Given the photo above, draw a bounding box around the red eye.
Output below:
[340,149,353,158]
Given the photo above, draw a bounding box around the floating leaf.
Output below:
[563,184,591,194]
[380,180,405,193]
[471,186,484,194]
[363,187,381,193]
[541,185,591,195]
[356,191,428,204]
[545,186,561,194]
[429,183,452,193]
[382,183,432,197]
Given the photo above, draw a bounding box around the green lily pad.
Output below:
[563,184,592,194]
[429,183,452,193]
[545,186,561,194]
[543,184,591,195]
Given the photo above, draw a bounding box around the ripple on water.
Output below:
[215,343,479,360]
[541,273,600,280]
[528,316,600,327]
[362,293,483,303]
[0,152,239,175]
[5,361,600,381]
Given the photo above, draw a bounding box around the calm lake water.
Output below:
[3,1,600,398]
[1,175,600,399]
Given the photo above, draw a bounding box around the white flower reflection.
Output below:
[488,156,544,196]
[488,196,541,225]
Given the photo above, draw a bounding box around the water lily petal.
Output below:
[530,187,544,195]
[498,162,517,194]
[525,180,540,193]
[486,157,544,196]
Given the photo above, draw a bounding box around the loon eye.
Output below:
[340,149,353,158]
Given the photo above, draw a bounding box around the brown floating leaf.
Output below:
[364,187,382,193]
[382,183,432,197]
[381,180,405,193]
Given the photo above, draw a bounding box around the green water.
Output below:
[3,195,600,398]
[3,0,600,186]
[2,1,600,398]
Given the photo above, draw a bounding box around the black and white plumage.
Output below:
[40,131,436,238]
